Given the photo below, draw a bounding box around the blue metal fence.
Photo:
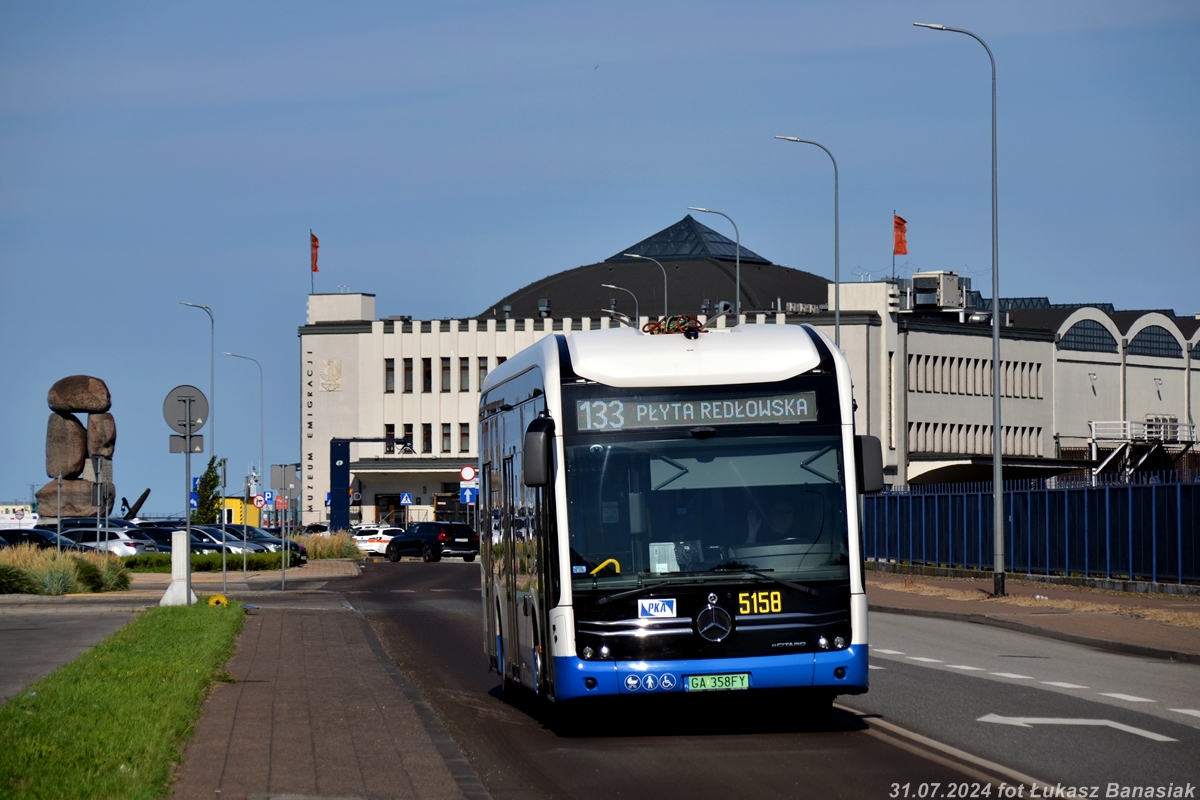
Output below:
[862,474,1200,583]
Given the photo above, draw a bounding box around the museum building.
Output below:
[298,215,1199,526]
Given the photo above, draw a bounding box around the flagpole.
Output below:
[310,229,314,295]
[892,209,896,280]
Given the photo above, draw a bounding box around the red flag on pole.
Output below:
[893,215,908,256]
[310,231,320,273]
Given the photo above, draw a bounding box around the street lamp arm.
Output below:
[775,136,840,346]
[601,283,640,328]
[623,253,668,318]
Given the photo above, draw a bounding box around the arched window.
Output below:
[1127,325,1182,359]
[1191,340,1200,360]
[1058,319,1118,353]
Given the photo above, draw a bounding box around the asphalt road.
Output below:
[843,613,1200,789]
[339,561,1020,800]
[0,607,136,703]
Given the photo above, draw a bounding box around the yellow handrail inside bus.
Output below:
[590,558,620,575]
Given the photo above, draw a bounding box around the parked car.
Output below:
[7,528,86,551]
[137,527,249,556]
[353,527,404,555]
[386,521,479,563]
[65,528,160,557]
[58,517,143,532]
[222,525,308,563]
[191,527,269,555]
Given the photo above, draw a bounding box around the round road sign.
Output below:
[253,495,265,509]
[460,465,477,482]
[162,385,209,434]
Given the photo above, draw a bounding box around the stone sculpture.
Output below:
[35,375,116,518]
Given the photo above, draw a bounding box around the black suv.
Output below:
[386,521,479,563]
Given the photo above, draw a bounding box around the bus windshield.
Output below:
[564,432,849,589]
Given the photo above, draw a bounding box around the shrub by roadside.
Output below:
[0,544,129,595]
[0,600,245,799]
[122,552,305,573]
[295,530,361,560]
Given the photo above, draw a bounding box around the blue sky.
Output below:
[2,1,1197,511]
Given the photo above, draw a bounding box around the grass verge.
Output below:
[0,600,245,799]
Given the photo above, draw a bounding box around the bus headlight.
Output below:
[582,646,594,659]
[599,645,610,659]
[818,636,829,650]
[834,636,846,649]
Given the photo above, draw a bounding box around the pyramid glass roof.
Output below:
[607,215,770,264]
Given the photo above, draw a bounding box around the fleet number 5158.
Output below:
[738,591,781,614]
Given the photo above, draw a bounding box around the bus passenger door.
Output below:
[501,456,520,684]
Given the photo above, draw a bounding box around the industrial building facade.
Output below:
[298,217,1199,526]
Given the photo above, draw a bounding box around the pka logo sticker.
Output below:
[638,598,676,618]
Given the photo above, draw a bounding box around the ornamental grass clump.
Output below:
[294,530,360,559]
[0,544,129,595]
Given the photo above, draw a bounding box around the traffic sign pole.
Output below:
[161,385,208,607]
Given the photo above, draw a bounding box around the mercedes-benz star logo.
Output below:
[695,604,733,643]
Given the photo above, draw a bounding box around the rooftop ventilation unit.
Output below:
[911,271,966,309]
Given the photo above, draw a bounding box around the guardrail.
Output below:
[1090,420,1196,443]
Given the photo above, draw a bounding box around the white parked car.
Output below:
[67,528,160,557]
[352,527,403,555]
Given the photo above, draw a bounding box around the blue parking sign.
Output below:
[460,487,478,505]
[263,490,275,506]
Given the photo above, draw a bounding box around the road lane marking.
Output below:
[874,648,905,655]
[869,665,885,670]
[1100,693,1155,702]
[977,713,1176,742]
[947,665,985,671]
[1170,709,1200,718]
[907,657,943,663]
[837,705,1054,793]
[989,672,1033,679]
[1041,681,1088,689]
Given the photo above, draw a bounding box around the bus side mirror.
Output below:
[523,417,555,487]
[855,435,884,494]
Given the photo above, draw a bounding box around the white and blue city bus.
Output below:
[479,322,883,707]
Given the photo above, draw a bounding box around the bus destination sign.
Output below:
[575,392,818,431]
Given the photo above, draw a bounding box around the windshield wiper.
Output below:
[709,563,820,600]
[595,578,707,606]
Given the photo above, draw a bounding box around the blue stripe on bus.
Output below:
[553,645,868,700]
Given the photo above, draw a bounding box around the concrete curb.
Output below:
[869,604,1200,665]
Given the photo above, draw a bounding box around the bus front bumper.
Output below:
[553,645,868,701]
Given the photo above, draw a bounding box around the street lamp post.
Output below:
[225,350,264,579]
[622,254,668,318]
[181,301,227,574]
[774,136,840,347]
[687,208,741,321]
[601,284,640,328]
[914,22,1005,597]
[223,352,264,492]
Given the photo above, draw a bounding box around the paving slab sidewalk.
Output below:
[172,606,478,800]
[867,570,1200,662]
